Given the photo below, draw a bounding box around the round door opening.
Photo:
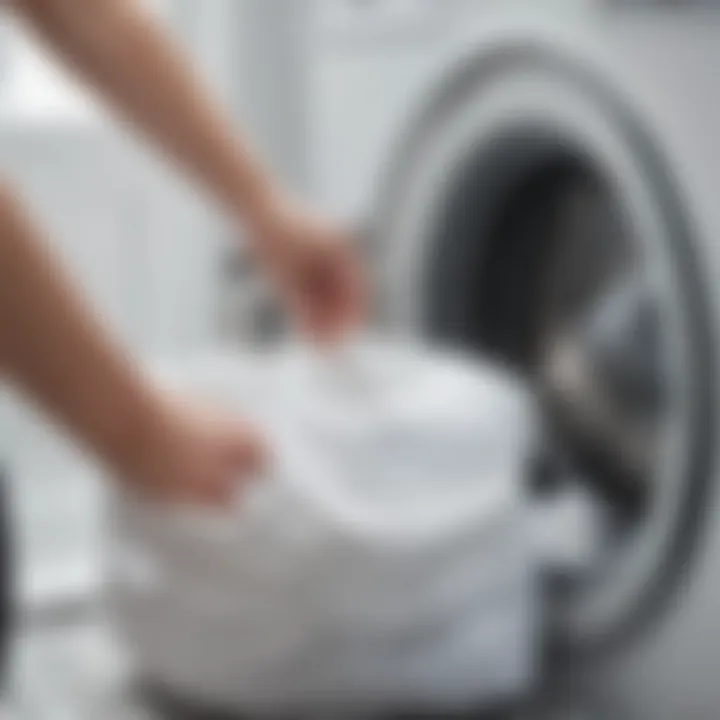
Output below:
[429,140,658,518]
[416,119,713,658]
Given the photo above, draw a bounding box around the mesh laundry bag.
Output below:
[105,339,544,714]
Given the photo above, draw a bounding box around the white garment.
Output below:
[105,340,543,714]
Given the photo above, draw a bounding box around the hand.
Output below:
[248,196,365,345]
[116,392,267,509]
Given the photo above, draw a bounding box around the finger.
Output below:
[225,431,268,476]
[197,475,236,509]
[292,261,355,345]
[305,263,348,343]
[319,257,363,342]
[338,254,366,330]
[349,247,368,321]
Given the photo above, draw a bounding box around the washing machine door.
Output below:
[372,41,717,663]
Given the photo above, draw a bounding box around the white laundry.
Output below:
[104,339,565,714]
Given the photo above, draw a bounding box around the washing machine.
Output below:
[311,1,720,718]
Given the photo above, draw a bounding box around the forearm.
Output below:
[12,0,277,227]
[0,184,162,475]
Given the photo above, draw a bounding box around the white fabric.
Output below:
[105,340,543,714]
